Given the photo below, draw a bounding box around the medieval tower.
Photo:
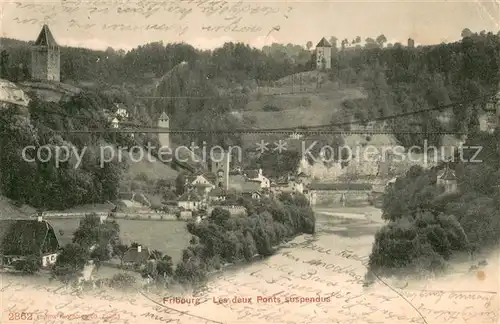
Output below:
[31,25,60,82]
[211,150,230,190]
[315,37,332,70]
[158,111,170,148]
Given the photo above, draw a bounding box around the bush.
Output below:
[298,97,312,107]
[110,273,137,290]
[262,104,281,112]
[174,193,315,287]
[51,244,89,283]
[13,255,41,274]
[368,211,467,276]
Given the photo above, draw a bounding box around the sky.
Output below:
[1,0,499,51]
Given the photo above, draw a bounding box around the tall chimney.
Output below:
[137,245,142,253]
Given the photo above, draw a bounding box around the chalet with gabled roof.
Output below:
[122,245,152,265]
[0,218,66,268]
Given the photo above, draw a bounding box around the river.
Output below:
[1,208,498,324]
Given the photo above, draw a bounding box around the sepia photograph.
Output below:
[0,1,499,323]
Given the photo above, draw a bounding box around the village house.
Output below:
[177,191,203,210]
[0,217,68,268]
[436,164,458,194]
[228,174,261,193]
[114,103,129,119]
[243,169,270,188]
[272,174,305,194]
[208,187,227,202]
[122,245,152,266]
[242,190,262,200]
[186,172,216,195]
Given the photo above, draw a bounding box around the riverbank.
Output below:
[2,212,497,324]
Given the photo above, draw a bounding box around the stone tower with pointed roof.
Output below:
[31,25,60,82]
[315,37,332,70]
[158,111,170,148]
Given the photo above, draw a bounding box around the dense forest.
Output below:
[0,28,499,210]
[367,129,500,278]
[173,192,315,286]
[0,92,126,210]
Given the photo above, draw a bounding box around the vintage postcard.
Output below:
[0,0,499,323]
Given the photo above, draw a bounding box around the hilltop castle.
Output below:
[31,24,60,82]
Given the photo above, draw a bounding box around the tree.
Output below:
[113,243,129,266]
[376,34,387,47]
[306,41,313,50]
[209,207,231,226]
[13,254,41,274]
[110,273,137,290]
[150,249,163,260]
[157,255,174,277]
[341,39,349,50]
[73,214,120,250]
[461,28,473,38]
[0,50,10,80]
[175,172,186,196]
[365,38,377,49]
[329,36,338,49]
[51,244,89,283]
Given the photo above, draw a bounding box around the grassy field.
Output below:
[242,71,367,130]
[49,218,190,263]
[0,196,35,219]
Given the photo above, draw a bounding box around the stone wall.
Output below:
[47,49,60,82]
[113,213,177,220]
[42,211,109,219]
[30,47,60,82]
[41,211,179,221]
[31,48,48,81]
